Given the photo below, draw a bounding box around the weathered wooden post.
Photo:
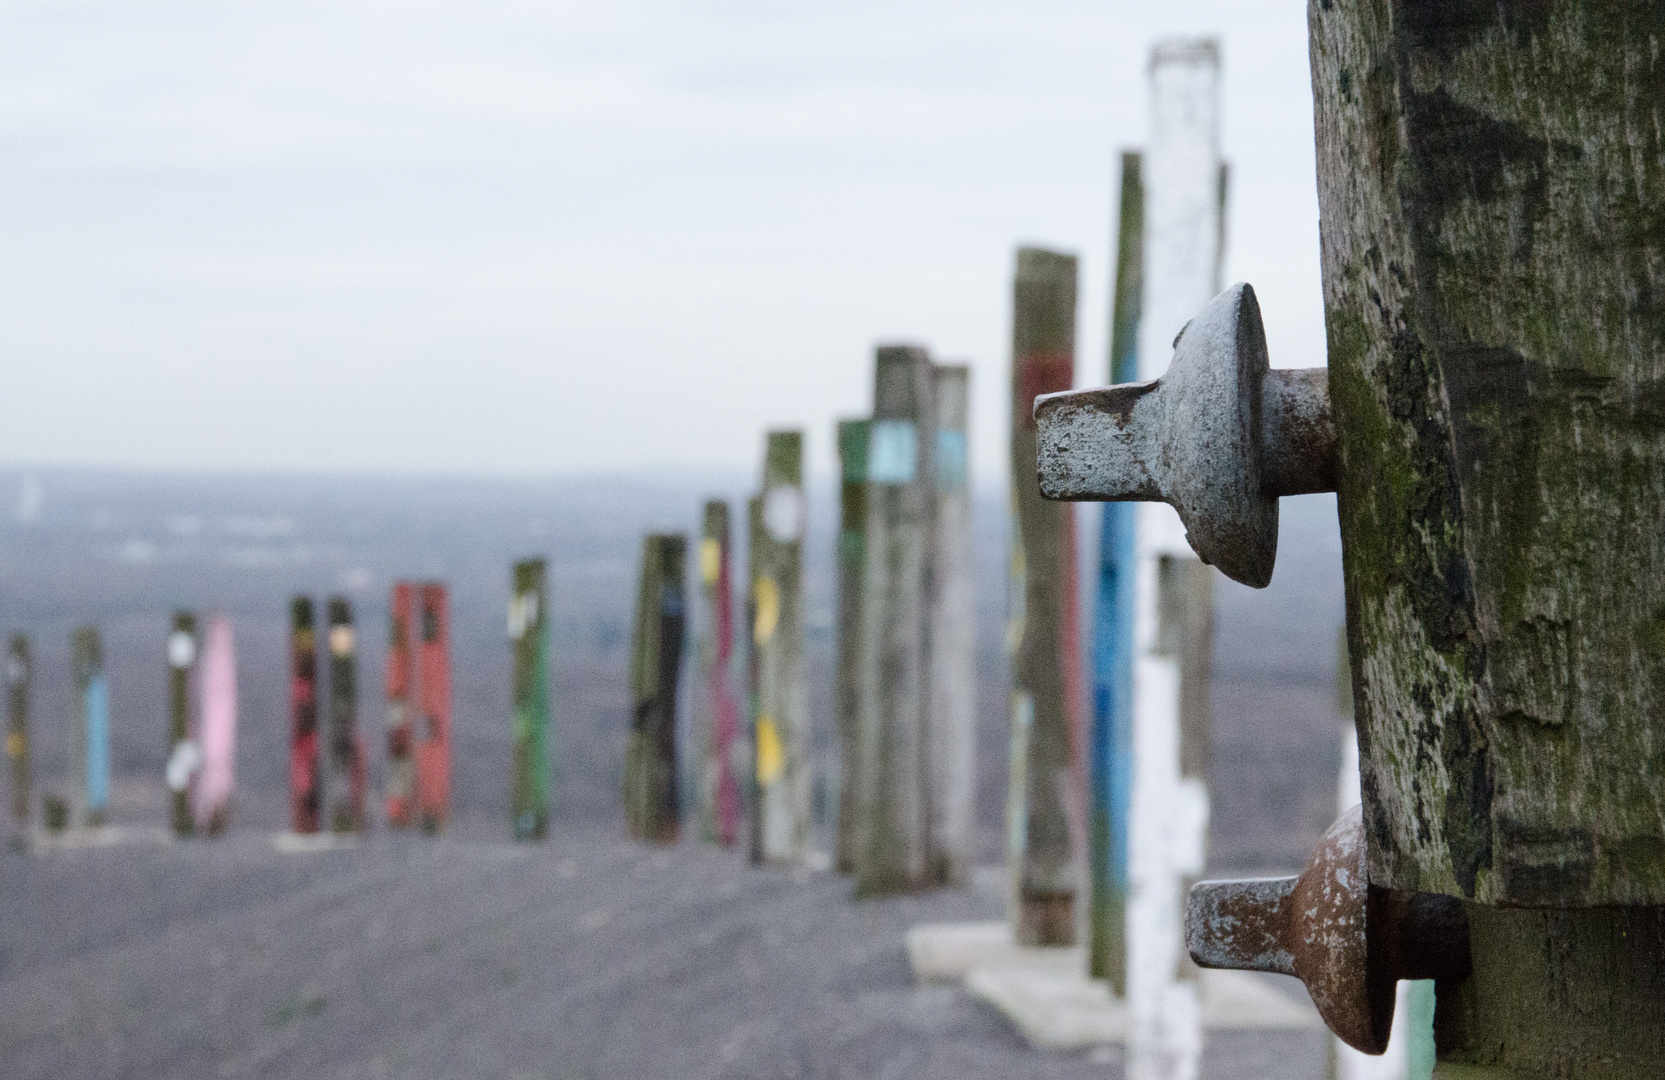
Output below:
[752,432,808,863]
[834,419,870,872]
[627,533,686,843]
[7,635,30,835]
[166,611,199,836]
[510,559,552,840]
[928,363,975,886]
[695,504,741,847]
[854,345,935,895]
[1091,149,1143,988]
[1039,8,1665,1072]
[69,626,109,828]
[1008,245,1084,944]
[324,596,365,833]
[745,496,765,864]
[289,597,321,834]
[385,582,415,828]
[194,616,236,833]
[415,583,451,833]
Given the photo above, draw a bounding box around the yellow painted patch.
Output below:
[756,715,783,785]
[700,538,721,585]
[5,731,22,758]
[753,577,779,644]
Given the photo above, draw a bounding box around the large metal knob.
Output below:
[1186,806,1471,1054]
[1032,282,1336,587]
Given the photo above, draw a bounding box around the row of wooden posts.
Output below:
[3,561,556,841]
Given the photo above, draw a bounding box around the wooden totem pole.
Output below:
[695,504,740,847]
[1008,246,1083,945]
[166,611,199,836]
[627,533,686,844]
[854,344,935,896]
[834,419,870,873]
[290,597,321,834]
[511,559,552,840]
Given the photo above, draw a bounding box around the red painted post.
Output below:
[385,582,415,828]
[289,597,321,834]
[416,583,451,833]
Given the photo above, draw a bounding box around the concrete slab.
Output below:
[910,920,1323,1050]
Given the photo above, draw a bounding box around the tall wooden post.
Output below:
[511,559,552,840]
[289,597,321,834]
[834,419,870,873]
[166,611,199,836]
[1309,3,1665,1072]
[745,496,765,864]
[627,534,686,843]
[416,583,451,833]
[7,636,30,834]
[1091,149,1143,989]
[70,626,109,828]
[753,431,808,863]
[928,363,976,886]
[195,616,237,834]
[1121,40,1223,1080]
[324,596,365,833]
[854,345,935,895]
[385,582,415,828]
[1008,246,1083,945]
[696,504,740,847]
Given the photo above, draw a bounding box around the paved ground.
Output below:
[0,822,1328,1080]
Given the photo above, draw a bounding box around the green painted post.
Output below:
[626,534,686,844]
[1309,3,1665,1072]
[695,502,741,846]
[511,558,551,840]
[834,418,870,874]
[1008,247,1083,945]
[927,363,975,886]
[753,432,808,863]
[6,636,29,835]
[166,611,198,836]
[854,345,934,895]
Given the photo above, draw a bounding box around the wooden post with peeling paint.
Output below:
[696,504,741,847]
[1310,3,1665,1073]
[7,636,30,835]
[1008,246,1083,945]
[510,559,551,840]
[385,582,415,828]
[627,533,686,844]
[745,496,765,864]
[1091,149,1143,990]
[415,583,451,833]
[752,432,808,863]
[290,597,321,834]
[834,419,870,874]
[68,626,109,829]
[1124,40,1224,1080]
[324,596,366,833]
[928,363,975,886]
[166,611,198,836]
[854,345,935,895]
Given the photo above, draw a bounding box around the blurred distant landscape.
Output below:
[0,466,1344,875]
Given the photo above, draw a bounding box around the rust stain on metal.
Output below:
[1186,804,1470,1055]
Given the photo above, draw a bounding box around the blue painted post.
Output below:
[1091,149,1143,991]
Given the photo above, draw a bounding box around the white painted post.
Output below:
[1127,38,1223,1080]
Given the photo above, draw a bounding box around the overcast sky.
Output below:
[0,0,1322,481]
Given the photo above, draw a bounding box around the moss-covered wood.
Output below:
[1311,0,1665,910]
[626,534,686,844]
[511,560,550,840]
[7,635,28,830]
[752,432,807,863]
[834,419,870,873]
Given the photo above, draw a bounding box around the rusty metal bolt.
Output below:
[1186,805,1471,1054]
[1032,282,1336,588]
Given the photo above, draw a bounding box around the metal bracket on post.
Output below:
[1186,806,1471,1055]
[1033,282,1336,588]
